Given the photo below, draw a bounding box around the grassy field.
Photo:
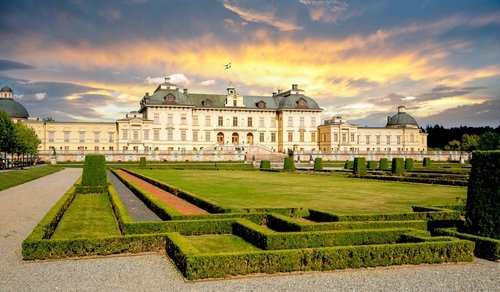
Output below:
[133,169,467,214]
[51,194,120,239]
[0,166,62,191]
[186,234,261,253]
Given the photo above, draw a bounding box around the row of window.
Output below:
[48,131,115,143]
[327,133,420,144]
[152,113,317,128]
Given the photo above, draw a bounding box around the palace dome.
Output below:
[386,106,418,128]
[0,86,29,119]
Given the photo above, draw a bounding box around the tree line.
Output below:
[426,124,500,151]
[0,110,41,169]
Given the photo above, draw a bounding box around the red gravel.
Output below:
[115,170,209,215]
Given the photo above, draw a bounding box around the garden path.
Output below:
[107,171,161,221]
[114,169,209,215]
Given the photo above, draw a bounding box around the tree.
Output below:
[478,132,500,150]
[0,110,15,168]
[461,134,480,151]
[444,140,460,151]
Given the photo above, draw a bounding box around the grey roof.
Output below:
[1,86,13,93]
[277,94,321,110]
[0,99,29,118]
[386,112,418,128]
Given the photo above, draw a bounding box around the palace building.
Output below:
[1,80,433,162]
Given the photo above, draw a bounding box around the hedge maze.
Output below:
[22,155,500,280]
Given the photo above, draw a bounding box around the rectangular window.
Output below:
[79,132,85,143]
[181,130,186,141]
[154,113,159,124]
[376,135,381,144]
[247,117,252,127]
[132,130,138,141]
[122,130,128,140]
[288,117,293,127]
[259,117,264,127]
[300,131,305,142]
[288,132,293,142]
[153,129,159,141]
[259,132,265,142]
[366,135,371,144]
[311,132,316,142]
[94,132,100,143]
[64,131,70,143]
[192,115,198,126]
[334,134,338,142]
[232,117,238,127]
[143,130,149,140]
[271,117,276,128]
[64,146,69,151]
[108,132,114,142]
[310,117,316,128]
[233,99,237,107]
[386,135,391,144]
[300,117,305,127]
[218,116,223,126]
[397,136,401,144]
[94,146,99,151]
[342,133,346,142]
[167,114,173,125]
[350,133,355,142]
[167,129,173,141]
[193,131,198,142]
[181,114,187,125]
[205,131,211,142]
[271,132,276,142]
[48,131,55,143]
[109,146,114,151]
[205,116,211,126]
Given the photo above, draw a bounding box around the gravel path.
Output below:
[107,171,161,222]
[0,168,499,291]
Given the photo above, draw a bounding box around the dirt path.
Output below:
[115,169,209,215]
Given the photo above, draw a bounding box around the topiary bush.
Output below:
[283,157,295,172]
[392,158,405,175]
[405,158,414,170]
[367,160,378,170]
[379,158,389,170]
[313,157,323,171]
[465,150,500,239]
[344,161,353,169]
[139,156,147,167]
[81,154,107,187]
[423,157,431,167]
[353,157,367,176]
[259,160,271,170]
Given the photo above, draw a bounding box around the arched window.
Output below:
[217,132,224,145]
[232,132,239,145]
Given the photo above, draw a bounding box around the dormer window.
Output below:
[202,99,212,106]
[296,98,308,108]
[256,101,266,109]
[164,94,175,103]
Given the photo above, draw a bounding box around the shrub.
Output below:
[307,209,461,222]
[283,157,295,172]
[259,160,271,170]
[139,157,147,167]
[405,158,414,170]
[379,158,389,170]
[344,161,353,169]
[392,158,405,175]
[367,160,378,170]
[435,228,500,260]
[465,151,500,239]
[81,154,107,187]
[423,157,431,167]
[353,157,366,176]
[313,157,323,171]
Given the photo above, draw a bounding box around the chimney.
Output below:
[292,84,298,90]
[277,89,282,94]
[272,92,277,97]
[183,88,188,94]
[145,92,149,96]
[398,105,406,113]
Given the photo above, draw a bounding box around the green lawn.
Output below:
[0,166,62,191]
[51,194,120,239]
[133,169,467,214]
[186,234,261,253]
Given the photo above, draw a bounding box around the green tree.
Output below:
[12,123,41,166]
[478,132,500,150]
[461,134,480,151]
[444,140,460,151]
[0,110,15,168]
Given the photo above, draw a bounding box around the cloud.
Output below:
[222,0,302,31]
[0,59,34,71]
[299,0,348,23]
[417,85,478,101]
[421,99,500,127]
[34,92,46,100]
[200,79,216,86]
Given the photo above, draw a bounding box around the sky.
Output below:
[0,0,499,128]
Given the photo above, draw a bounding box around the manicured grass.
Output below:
[186,234,261,253]
[51,194,120,239]
[0,166,62,191]
[133,169,467,214]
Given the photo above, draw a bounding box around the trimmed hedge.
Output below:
[344,161,353,169]
[423,157,431,167]
[465,150,500,239]
[259,160,271,170]
[81,154,107,187]
[405,158,414,170]
[353,157,367,176]
[283,157,295,172]
[391,158,405,175]
[435,228,500,261]
[379,158,389,170]
[166,232,474,280]
[139,157,147,167]
[367,160,378,170]
[308,208,461,222]
[313,157,323,171]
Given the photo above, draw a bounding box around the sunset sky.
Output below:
[1,0,499,127]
